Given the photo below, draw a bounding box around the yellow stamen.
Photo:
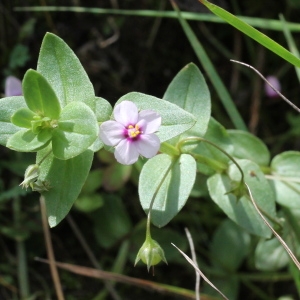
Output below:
[128,124,142,138]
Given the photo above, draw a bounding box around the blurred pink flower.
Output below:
[5,76,22,96]
[100,101,161,165]
[264,76,281,98]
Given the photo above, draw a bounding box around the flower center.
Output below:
[128,124,142,139]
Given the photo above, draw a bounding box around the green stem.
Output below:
[146,157,176,238]
[190,152,227,173]
[178,136,244,182]
[37,150,52,166]
[159,142,180,156]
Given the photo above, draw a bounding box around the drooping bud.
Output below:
[20,164,40,189]
[135,237,167,271]
[226,180,247,200]
[30,179,50,193]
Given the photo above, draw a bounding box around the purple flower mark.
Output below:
[5,76,22,96]
[100,101,161,165]
[265,76,281,98]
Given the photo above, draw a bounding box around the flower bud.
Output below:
[135,237,167,271]
[20,164,40,189]
[30,179,50,193]
[226,181,247,200]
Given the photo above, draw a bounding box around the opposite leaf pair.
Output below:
[7,69,99,160]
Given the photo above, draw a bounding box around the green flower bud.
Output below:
[30,179,50,193]
[226,180,247,200]
[135,237,167,271]
[20,164,40,189]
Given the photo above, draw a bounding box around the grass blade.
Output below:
[279,14,300,82]
[171,1,247,131]
[13,6,300,32]
[199,0,300,68]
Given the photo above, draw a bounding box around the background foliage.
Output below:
[2,0,300,299]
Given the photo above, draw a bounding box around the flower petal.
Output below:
[136,134,160,158]
[114,139,139,165]
[114,101,138,126]
[100,120,125,146]
[137,110,161,134]
[5,76,22,97]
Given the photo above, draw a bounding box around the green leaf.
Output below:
[163,63,211,141]
[227,130,270,166]
[75,194,104,213]
[88,97,113,152]
[271,151,300,208]
[103,163,132,191]
[199,0,300,68]
[52,102,98,160]
[22,69,61,119]
[9,44,30,69]
[139,153,196,227]
[92,194,132,248]
[11,108,37,128]
[80,169,103,194]
[207,159,276,237]
[37,147,94,227]
[255,237,289,271]
[0,96,27,146]
[95,97,112,122]
[7,128,52,152]
[37,33,95,110]
[117,92,196,143]
[210,219,250,271]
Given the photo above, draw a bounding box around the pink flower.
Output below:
[5,76,22,96]
[100,101,161,165]
[265,76,281,98]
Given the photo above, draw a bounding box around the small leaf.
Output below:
[227,130,270,166]
[163,63,211,141]
[103,163,132,191]
[92,194,132,248]
[11,108,37,128]
[117,92,196,143]
[207,159,276,237]
[37,147,94,227]
[139,153,196,227]
[7,128,52,152]
[0,96,27,146]
[96,97,112,122]
[22,69,61,119]
[255,237,289,271]
[210,219,250,271]
[75,195,104,213]
[37,33,95,110]
[271,151,300,208]
[80,169,103,194]
[52,102,98,160]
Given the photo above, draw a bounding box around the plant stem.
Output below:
[191,153,227,173]
[160,142,180,156]
[40,196,65,300]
